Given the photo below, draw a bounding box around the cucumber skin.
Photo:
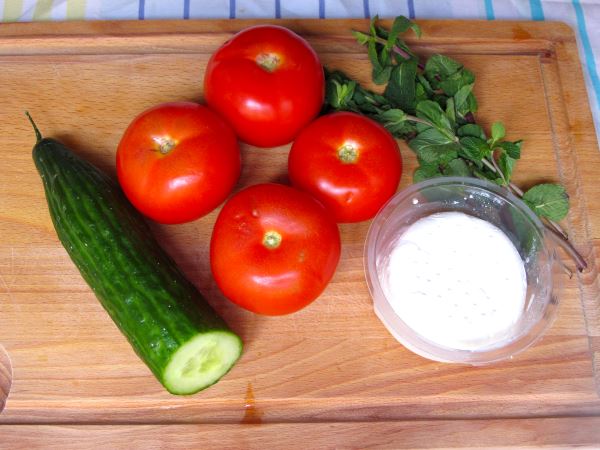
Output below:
[33,137,242,394]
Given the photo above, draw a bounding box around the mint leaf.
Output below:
[367,39,383,73]
[416,100,453,132]
[411,127,457,148]
[367,38,381,69]
[352,88,387,113]
[414,164,442,182]
[369,15,379,37]
[443,158,471,177]
[417,74,434,95]
[325,77,357,110]
[454,83,474,113]
[409,128,459,165]
[379,45,391,68]
[373,66,393,85]
[409,21,422,38]
[386,16,414,50]
[491,122,505,142]
[415,82,428,103]
[498,152,515,183]
[466,92,478,114]
[379,108,407,123]
[384,60,418,112]
[459,136,489,162]
[352,30,371,45]
[378,108,416,136]
[445,97,456,128]
[425,54,462,80]
[522,184,570,221]
[457,124,486,140]
[499,140,522,159]
[439,68,475,96]
[368,39,392,85]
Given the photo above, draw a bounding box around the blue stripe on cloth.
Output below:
[407,0,415,19]
[572,0,600,112]
[529,0,544,20]
[275,0,280,18]
[484,0,495,20]
[183,0,190,19]
[138,0,145,19]
[363,0,370,18]
[229,0,235,19]
[319,0,324,19]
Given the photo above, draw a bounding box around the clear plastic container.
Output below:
[364,177,560,365]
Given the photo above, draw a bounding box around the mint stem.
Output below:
[482,158,568,239]
[487,155,507,185]
[544,217,569,240]
[405,114,434,127]
[371,35,426,70]
[546,226,587,272]
[481,158,585,271]
[508,181,524,197]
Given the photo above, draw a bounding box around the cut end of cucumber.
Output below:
[163,331,242,395]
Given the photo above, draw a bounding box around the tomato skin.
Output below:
[288,112,402,223]
[116,102,241,224]
[203,25,324,148]
[210,183,341,315]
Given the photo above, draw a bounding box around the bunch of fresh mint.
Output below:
[324,15,585,271]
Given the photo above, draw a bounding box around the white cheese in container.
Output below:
[379,211,527,351]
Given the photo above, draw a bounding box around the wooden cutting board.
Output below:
[1,18,600,448]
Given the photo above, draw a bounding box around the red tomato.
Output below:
[288,112,402,223]
[116,102,241,224]
[203,25,324,148]
[210,183,341,315]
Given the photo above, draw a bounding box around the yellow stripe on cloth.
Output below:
[67,0,86,20]
[33,0,54,21]
[3,0,23,22]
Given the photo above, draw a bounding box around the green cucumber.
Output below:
[29,114,242,395]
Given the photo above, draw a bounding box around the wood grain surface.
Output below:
[2,418,600,450]
[0,18,599,447]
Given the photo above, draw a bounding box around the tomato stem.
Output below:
[262,230,282,249]
[256,53,280,72]
[337,144,358,164]
[154,136,177,155]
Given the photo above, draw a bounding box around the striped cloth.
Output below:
[2,0,599,147]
